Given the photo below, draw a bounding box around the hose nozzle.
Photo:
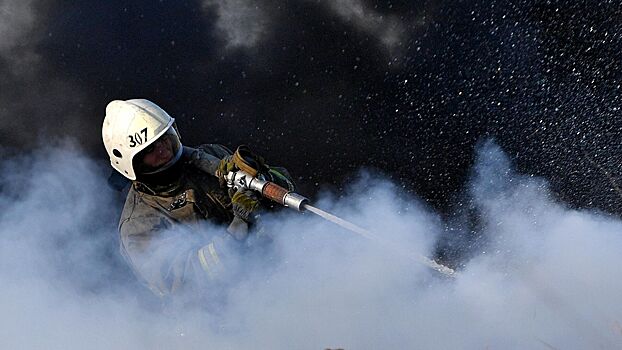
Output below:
[225,170,308,211]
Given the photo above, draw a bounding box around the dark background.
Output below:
[2,0,622,217]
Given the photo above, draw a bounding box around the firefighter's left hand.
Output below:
[216,155,237,187]
[230,189,260,222]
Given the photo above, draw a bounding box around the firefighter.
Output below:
[102,99,295,301]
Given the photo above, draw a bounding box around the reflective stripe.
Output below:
[198,242,223,279]
[208,243,221,266]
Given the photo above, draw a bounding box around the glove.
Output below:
[216,145,269,187]
[230,189,260,222]
[216,155,236,187]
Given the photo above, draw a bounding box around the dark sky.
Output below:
[1,0,622,215]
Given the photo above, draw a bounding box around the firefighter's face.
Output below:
[141,135,174,168]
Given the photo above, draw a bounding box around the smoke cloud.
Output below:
[201,0,405,52]
[202,0,270,49]
[319,0,405,49]
[0,0,39,69]
[1,140,621,349]
[0,0,87,149]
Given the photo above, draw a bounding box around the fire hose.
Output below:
[226,170,456,278]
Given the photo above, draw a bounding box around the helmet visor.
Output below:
[133,126,182,175]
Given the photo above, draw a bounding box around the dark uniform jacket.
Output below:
[118,144,294,298]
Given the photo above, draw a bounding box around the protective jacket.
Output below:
[118,144,294,298]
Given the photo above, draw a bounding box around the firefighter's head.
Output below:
[102,99,182,180]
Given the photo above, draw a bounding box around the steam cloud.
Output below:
[202,0,270,49]
[201,0,405,52]
[0,0,39,68]
[0,0,86,149]
[1,140,621,349]
[319,0,405,49]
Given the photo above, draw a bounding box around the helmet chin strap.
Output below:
[139,143,184,176]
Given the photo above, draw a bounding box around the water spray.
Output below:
[226,170,456,277]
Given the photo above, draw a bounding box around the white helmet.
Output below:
[102,99,183,180]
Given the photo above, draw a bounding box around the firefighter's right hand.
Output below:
[230,189,260,222]
[226,189,260,241]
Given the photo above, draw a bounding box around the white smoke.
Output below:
[319,0,405,49]
[0,0,87,149]
[1,140,621,349]
[202,0,270,49]
[200,0,406,53]
[0,0,39,69]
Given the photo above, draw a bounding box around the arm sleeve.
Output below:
[190,144,296,191]
[189,144,234,176]
[119,213,230,297]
